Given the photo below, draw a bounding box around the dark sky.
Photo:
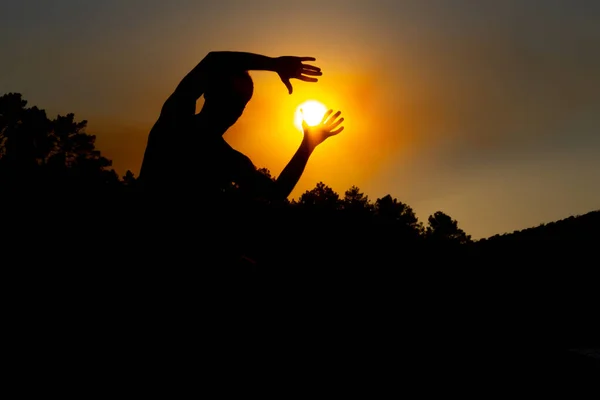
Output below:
[1,0,599,238]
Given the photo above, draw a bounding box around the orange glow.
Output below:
[294,100,328,131]
[221,70,397,202]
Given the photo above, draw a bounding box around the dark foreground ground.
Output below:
[4,196,599,393]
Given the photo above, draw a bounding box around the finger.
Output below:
[301,69,322,76]
[320,109,333,124]
[300,110,309,130]
[325,111,342,125]
[282,78,293,94]
[297,76,318,83]
[328,126,344,136]
[299,57,316,61]
[302,64,321,72]
[328,117,344,130]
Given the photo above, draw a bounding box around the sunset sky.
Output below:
[2,0,599,238]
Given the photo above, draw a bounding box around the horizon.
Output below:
[2,0,599,239]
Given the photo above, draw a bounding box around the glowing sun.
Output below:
[294,100,327,131]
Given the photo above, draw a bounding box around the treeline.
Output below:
[0,92,469,239]
[2,92,598,256]
[4,92,599,349]
[481,211,600,242]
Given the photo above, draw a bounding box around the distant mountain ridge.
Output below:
[481,210,600,242]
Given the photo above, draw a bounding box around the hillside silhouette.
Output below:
[481,210,600,242]
[2,93,598,385]
[3,92,596,252]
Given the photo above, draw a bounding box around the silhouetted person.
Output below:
[138,51,344,203]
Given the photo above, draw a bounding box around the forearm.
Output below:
[174,51,275,99]
[272,140,314,200]
[203,51,277,72]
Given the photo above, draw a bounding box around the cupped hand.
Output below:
[301,109,344,150]
[275,56,322,94]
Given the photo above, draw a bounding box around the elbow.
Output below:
[202,51,228,72]
[205,51,225,63]
[199,52,218,70]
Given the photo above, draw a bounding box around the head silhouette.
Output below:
[201,70,254,134]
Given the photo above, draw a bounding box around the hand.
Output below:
[275,56,322,94]
[302,109,344,150]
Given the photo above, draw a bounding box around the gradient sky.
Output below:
[2,0,599,238]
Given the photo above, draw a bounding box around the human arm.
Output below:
[270,109,345,200]
[172,52,275,102]
[163,52,322,117]
[182,51,322,94]
[227,110,344,202]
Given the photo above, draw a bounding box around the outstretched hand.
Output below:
[301,109,344,150]
[275,56,322,94]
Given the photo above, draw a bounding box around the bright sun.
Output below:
[294,100,328,131]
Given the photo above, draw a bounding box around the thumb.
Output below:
[282,77,293,94]
[301,109,308,130]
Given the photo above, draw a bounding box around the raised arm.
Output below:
[229,110,344,202]
[173,52,275,101]
[166,52,322,112]
[271,109,345,200]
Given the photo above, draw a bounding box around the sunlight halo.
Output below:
[294,100,327,131]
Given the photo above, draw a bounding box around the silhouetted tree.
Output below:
[297,181,340,211]
[374,194,423,239]
[257,168,276,182]
[122,170,137,186]
[426,211,471,244]
[0,93,119,191]
[0,93,52,170]
[342,186,373,217]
